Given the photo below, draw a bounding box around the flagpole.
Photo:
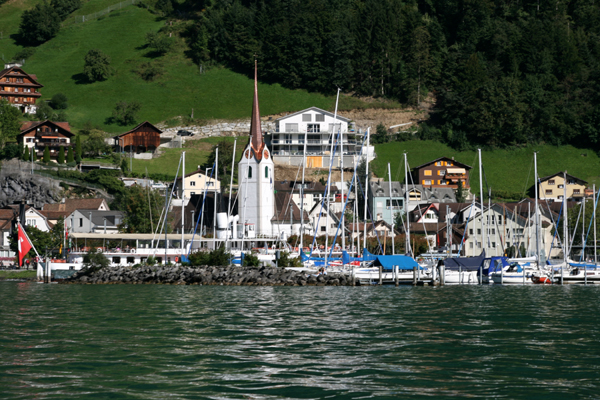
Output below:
[18,221,45,281]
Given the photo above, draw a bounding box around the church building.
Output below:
[237,62,275,237]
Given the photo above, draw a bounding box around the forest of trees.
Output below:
[178,0,600,150]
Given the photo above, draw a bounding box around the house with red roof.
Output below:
[0,64,43,114]
[18,120,74,160]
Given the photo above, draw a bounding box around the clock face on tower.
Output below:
[263,149,269,159]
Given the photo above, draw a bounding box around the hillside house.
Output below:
[67,210,124,234]
[411,157,472,189]
[113,121,162,154]
[268,107,374,167]
[174,168,221,199]
[0,64,43,114]
[18,120,74,160]
[539,172,587,201]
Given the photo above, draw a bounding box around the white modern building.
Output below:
[269,107,374,167]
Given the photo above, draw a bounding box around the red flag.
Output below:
[18,224,32,267]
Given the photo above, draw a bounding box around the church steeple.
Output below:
[249,59,264,160]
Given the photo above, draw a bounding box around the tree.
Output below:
[49,93,68,110]
[43,146,50,163]
[18,1,60,45]
[120,158,129,174]
[9,225,56,261]
[51,0,82,20]
[0,144,20,160]
[155,0,173,15]
[83,49,112,82]
[111,101,141,126]
[82,131,110,157]
[455,179,466,203]
[36,102,55,120]
[145,31,173,55]
[204,139,234,184]
[0,99,22,148]
[67,146,74,163]
[82,248,109,273]
[114,185,162,233]
[75,134,82,162]
[372,123,388,144]
[22,146,30,161]
[242,252,260,267]
[57,146,65,164]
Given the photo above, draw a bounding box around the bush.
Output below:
[82,248,109,273]
[13,47,36,61]
[57,146,65,164]
[111,101,141,126]
[50,93,68,109]
[242,252,260,267]
[67,147,74,163]
[51,0,82,20]
[188,247,232,266]
[0,144,20,160]
[43,146,50,163]
[83,49,112,82]
[276,251,302,268]
[135,61,165,81]
[145,31,173,55]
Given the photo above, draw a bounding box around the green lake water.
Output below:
[1,282,599,399]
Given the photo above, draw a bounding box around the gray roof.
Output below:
[275,107,351,123]
[77,210,124,227]
[369,181,457,203]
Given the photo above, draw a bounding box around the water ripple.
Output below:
[1,282,600,399]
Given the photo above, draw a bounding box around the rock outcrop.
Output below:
[0,160,60,208]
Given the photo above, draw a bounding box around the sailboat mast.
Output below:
[213,148,218,240]
[594,184,597,263]
[300,129,307,252]
[582,196,586,260]
[332,89,344,251]
[404,152,410,256]
[387,162,395,255]
[534,152,540,264]
[564,171,568,260]
[478,149,485,254]
[226,139,236,250]
[181,151,185,256]
[363,128,370,253]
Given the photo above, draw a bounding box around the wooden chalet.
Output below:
[0,64,43,114]
[18,120,74,159]
[113,121,162,154]
[411,157,472,189]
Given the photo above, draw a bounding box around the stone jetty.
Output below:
[63,265,355,286]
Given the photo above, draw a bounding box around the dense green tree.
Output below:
[111,101,141,126]
[18,1,60,45]
[0,99,22,148]
[82,131,110,157]
[145,31,173,55]
[35,102,55,120]
[22,146,30,161]
[57,146,65,164]
[113,185,162,233]
[0,144,21,160]
[49,93,68,110]
[83,49,112,82]
[67,146,74,163]
[75,134,82,162]
[43,146,50,163]
[372,123,388,144]
[51,0,82,20]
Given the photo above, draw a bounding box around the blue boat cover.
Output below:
[487,257,511,274]
[372,255,420,271]
[444,251,486,271]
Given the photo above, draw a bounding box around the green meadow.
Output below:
[372,141,600,199]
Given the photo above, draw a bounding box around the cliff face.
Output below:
[0,160,60,208]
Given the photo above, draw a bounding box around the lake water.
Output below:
[1,282,599,399]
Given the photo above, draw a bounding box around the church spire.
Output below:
[249,58,264,160]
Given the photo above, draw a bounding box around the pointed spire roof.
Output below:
[249,59,264,160]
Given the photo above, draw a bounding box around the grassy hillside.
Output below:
[372,141,600,199]
[0,0,42,59]
[3,3,334,133]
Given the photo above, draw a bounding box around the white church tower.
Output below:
[238,61,275,237]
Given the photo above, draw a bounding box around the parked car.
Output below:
[177,130,193,136]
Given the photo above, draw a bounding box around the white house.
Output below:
[67,210,125,234]
[24,207,52,232]
[174,168,221,200]
[269,107,373,167]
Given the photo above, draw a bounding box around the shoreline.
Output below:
[62,265,355,286]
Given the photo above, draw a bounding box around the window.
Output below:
[492,242,496,248]
[424,170,432,176]
[477,242,482,249]
[79,218,83,227]
[307,124,320,133]
[112,257,121,264]
[302,114,312,122]
[247,166,252,178]
[548,180,555,185]
[386,199,403,209]
[190,181,196,187]
[409,190,421,200]
[477,229,481,235]
[573,189,581,194]
[321,226,326,232]
[436,161,442,166]
[285,123,298,132]
[470,242,473,249]
[423,180,431,185]
[438,170,446,176]
[315,114,325,122]
[545,189,552,195]
[376,202,383,209]
[265,166,269,178]
[558,184,564,189]
[206,182,214,187]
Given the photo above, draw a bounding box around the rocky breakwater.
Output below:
[64,265,355,286]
